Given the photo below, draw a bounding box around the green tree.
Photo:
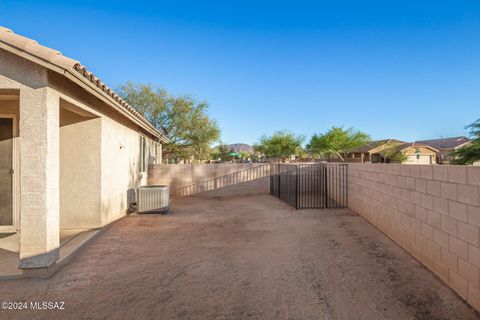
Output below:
[453,119,480,165]
[379,143,408,163]
[118,82,221,163]
[210,144,232,161]
[239,151,251,160]
[254,131,304,162]
[306,127,370,161]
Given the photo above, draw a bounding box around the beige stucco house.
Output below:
[0,26,168,271]
[395,143,438,165]
[348,139,438,164]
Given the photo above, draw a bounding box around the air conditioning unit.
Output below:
[137,185,169,214]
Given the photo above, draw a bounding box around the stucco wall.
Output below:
[148,163,271,197]
[1,49,63,266]
[99,116,158,225]
[348,164,480,310]
[47,71,161,227]
[0,52,38,232]
[60,108,102,229]
[402,146,436,157]
[402,146,436,165]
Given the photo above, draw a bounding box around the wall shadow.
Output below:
[149,164,271,197]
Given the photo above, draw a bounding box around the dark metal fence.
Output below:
[270,164,297,207]
[270,163,348,209]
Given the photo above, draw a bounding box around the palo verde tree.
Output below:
[306,126,370,161]
[118,82,221,163]
[254,130,304,162]
[453,119,480,165]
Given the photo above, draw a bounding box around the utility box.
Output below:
[137,185,169,214]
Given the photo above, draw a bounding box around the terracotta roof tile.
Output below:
[0,26,164,139]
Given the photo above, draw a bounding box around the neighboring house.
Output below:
[415,136,471,164]
[0,27,168,270]
[348,139,438,164]
[348,139,406,163]
[395,143,438,165]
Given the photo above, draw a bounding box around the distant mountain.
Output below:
[215,143,254,153]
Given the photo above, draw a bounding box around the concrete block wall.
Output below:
[148,163,271,197]
[348,164,480,310]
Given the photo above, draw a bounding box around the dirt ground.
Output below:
[0,195,479,320]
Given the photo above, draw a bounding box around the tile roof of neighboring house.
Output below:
[415,136,470,151]
[351,139,406,153]
[0,26,167,141]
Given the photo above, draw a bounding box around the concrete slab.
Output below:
[0,229,102,279]
[0,233,21,278]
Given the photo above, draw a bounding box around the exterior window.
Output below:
[140,136,146,172]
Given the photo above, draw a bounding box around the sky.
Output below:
[1,0,479,145]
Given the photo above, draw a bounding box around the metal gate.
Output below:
[270,163,348,209]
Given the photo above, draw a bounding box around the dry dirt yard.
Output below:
[1,195,479,320]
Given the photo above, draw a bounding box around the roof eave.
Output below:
[0,39,168,141]
[63,69,162,139]
[454,141,471,150]
[402,145,439,153]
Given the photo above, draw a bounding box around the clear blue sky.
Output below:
[1,0,479,145]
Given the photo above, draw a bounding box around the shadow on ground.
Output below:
[0,195,478,320]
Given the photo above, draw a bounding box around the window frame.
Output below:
[139,135,147,173]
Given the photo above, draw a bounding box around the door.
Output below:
[0,118,13,227]
[405,155,432,165]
